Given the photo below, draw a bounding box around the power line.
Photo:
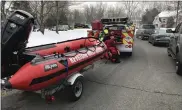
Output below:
[176,1,180,26]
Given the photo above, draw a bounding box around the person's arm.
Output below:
[111,38,122,45]
[110,39,118,46]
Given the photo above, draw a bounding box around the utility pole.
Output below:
[56,1,59,34]
[176,1,180,26]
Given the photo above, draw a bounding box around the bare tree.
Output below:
[84,5,91,23]
[73,9,85,23]
[105,4,126,18]
[123,1,139,18]
[30,1,55,34]
[1,1,13,21]
[56,1,59,33]
[95,2,106,20]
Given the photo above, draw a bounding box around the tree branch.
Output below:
[43,4,54,17]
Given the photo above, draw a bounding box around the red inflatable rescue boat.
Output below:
[25,37,99,56]
[8,37,106,91]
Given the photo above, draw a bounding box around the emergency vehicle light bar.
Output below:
[101,17,129,24]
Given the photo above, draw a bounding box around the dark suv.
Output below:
[136,24,155,40]
[167,22,182,75]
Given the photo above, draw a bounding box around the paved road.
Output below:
[2,38,182,110]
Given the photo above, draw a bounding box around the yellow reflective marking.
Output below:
[123,39,128,44]
[123,32,130,37]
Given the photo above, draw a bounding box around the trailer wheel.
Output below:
[68,77,83,101]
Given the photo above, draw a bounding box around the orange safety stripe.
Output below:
[122,32,134,45]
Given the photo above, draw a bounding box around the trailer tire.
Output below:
[68,77,83,101]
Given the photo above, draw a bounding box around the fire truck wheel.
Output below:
[68,77,83,101]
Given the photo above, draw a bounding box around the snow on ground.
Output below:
[1,28,91,84]
[27,29,91,47]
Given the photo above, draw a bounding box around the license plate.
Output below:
[122,30,127,32]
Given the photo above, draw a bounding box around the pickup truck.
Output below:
[136,24,155,40]
[167,22,182,75]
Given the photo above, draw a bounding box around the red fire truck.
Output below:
[88,17,135,56]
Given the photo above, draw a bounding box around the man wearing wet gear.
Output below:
[103,31,115,42]
[103,27,110,41]
[99,31,104,41]
[104,35,120,63]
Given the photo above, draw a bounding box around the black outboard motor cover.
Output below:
[1,10,34,78]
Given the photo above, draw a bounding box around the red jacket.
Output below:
[104,39,118,55]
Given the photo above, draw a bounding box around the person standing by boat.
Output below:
[104,35,120,63]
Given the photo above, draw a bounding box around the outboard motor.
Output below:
[1,10,34,78]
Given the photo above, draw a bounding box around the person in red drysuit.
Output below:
[104,35,120,63]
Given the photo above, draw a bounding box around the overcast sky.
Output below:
[69,2,117,10]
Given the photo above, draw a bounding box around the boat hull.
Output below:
[8,45,106,91]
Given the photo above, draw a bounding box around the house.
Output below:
[153,10,182,28]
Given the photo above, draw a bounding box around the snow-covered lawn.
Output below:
[1,29,91,84]
[27,29,91,47]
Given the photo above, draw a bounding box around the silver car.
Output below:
[148,28,173,46]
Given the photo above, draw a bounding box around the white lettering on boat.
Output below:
[44,63,58,72]
[69,47,104,64]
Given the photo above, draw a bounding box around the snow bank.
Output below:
[27,29,91,47]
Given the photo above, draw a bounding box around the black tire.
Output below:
[167,49,171,57]
[148,39,151,43]
[136,35,139,39]
[152,40,156,46]
[166,43,169,47]
[141,36,144,40]
[176,53,182,76]
[68,77,83,101]
[127,52,132,56]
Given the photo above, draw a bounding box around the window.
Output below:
[142,25,155,29]
[108,26,118,30]
[106,25,125,30]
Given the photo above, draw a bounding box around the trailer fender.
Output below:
[67,73,84,85]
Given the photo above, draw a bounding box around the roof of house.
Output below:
[158,10,181,18]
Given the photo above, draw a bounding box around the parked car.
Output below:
[167,22,182,75]
[148,28,173,46]
[52,25,69,31]
[68,25,74,30]
[74,23,89,29]
[136,24,155,40]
